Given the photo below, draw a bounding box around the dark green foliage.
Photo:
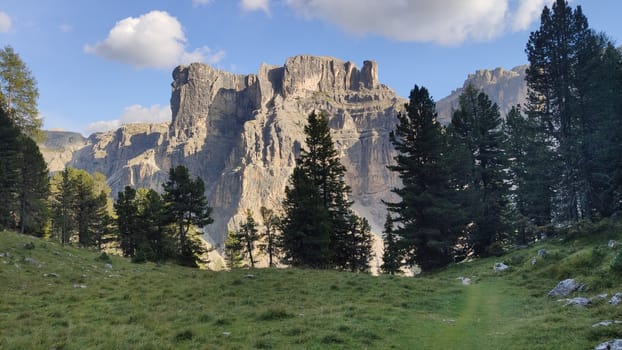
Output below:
[259,206,280,267]
[525,0,622,222]
[115,187,176,262]
[50,168,111,247]
[281,111,372,270]
[237,209,259,268]
[386,86,464,271]
[224,230,243,269]
[114,186,139,256]
[16,135,49,235]
[0,106,48,235]
[162,165,213,267]
[381,214,401,275]
[448,85,509,256]
[281,167,332,268]
[611,250,622,274]
[0,46,41,139]
[504,106,554,243]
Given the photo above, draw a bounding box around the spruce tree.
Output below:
[526,0,600,222]
[162,165,213,267]
[0,107,23,230]
[448,85,509,256]
[381,214,401,275]
[281,111,372,270]
[259,206,280,267]
[386,86,463,271]
[237,209,259,268]
[115,186,139,257]
[16,134,49,235]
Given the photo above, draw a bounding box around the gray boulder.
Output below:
[547,279,583,297]
[609,293,622,305]
[564,297,591,307]
[537,249,548,257]
[104,263,113,270]
[494,262,509,272]
[592,321,622,328]
[595,339,622,350]
[609,240,617,248]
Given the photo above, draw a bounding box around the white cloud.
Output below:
[241,0,270,14]
[512,0,554,31]
[84,10,225,69]
[0,11,12,33]
[85,104,171,134]
[193,0,213,6]
[284,0,551,45]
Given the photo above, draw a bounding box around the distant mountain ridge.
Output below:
[38,57,529,257]
[436,65,528,124]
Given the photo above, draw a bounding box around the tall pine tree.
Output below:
[281,111,372,270]
[448,85,509,256]
[386,86,464,271]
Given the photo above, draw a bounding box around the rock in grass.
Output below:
[609,293,622,305]
[547,279,583,298]
[73,284,87,289]
[43,273,59,278]
[595,339,622,350]
[104,263,113,270]
[493,262,509,272]
[456,277,471,285]
[564,297,591,307]
[537,249,548,257]
[609,240,617,248]
[592,320,622,328]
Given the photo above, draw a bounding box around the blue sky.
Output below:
[1,0,620,135]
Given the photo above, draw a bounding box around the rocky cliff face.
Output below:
[39,131,88,172]
[436,65,528,124]
[55,56,404,252]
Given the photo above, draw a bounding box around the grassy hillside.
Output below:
[1,223,622,349]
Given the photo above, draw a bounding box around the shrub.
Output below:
[611,250,622,274]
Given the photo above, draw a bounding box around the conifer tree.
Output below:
[526,0,602,222]
[0,107,23,230]
[448,85,509,256]
[237,209,259,268]
[16,134,49,235]
[259,206,280,267]
[162,165,213,267]
[381,214,401,275]
[386,86,464,271]
[281,111,372,270]
[0,46,41,139]
[224,230,243,269]
[115,186,139,257]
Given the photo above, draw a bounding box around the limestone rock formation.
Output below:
[39,131,87,172]
[436,65,528,124]
[50,56,403,255]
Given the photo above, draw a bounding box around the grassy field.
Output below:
[1,224,622,349]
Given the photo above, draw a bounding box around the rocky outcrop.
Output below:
[57,56,403,254]
[39,131,88,172]
[436,65,528,124]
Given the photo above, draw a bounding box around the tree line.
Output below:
[2,0,620,274]
[381,0,622,273]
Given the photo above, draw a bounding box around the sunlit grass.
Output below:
[1,226,621,349]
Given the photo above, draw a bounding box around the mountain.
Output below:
[38,58,530,255]
[436,65,528,124]
[49,56,404,250]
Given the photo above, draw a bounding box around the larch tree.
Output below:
[0,46,41,139]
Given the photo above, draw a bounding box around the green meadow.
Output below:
[1,224,622,349]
